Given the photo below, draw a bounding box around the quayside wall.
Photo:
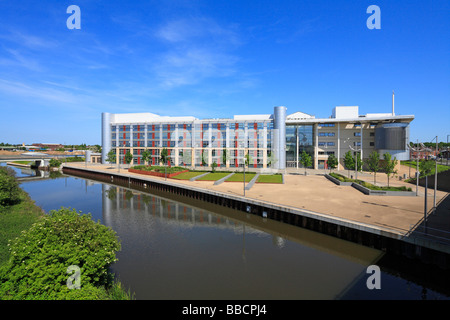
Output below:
[62,166,450,269]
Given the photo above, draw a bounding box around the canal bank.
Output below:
[62,163,450,269]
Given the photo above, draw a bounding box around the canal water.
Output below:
[3,163,450,300]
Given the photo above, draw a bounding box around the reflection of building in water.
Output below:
[101,184,266,236]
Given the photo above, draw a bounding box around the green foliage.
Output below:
[267,151,277,168]
[329,173,411,192]
[222,148,229,165]
[141,150,151,164]
[211,161,218,172]
[64,157,85,163]
[300,151,312,174]
[106,150,116,165]
[383,152,398,187]
[244,152,252,167]
[160,148,169,165]
[327,154,338,172]
[131,165,186,174]
[343,151,362,176]
[0,207,121,300]
[0,167,21,206]
[0,191,44,267]
[200,150,207,166]
[343,151,354,176]
[124,151,133,165]
[49,159,62,168]
[365,151,380,184]
[419,159,434,176]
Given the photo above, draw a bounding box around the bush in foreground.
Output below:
[0,207,129,300]
[0,167,21,206]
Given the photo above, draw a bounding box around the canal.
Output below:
[3,163,450,300]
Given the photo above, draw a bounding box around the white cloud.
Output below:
[153,17,242,89]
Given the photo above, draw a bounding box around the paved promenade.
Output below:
[64,163,449,241]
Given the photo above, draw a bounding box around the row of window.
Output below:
[318,141,375,147]
[112,122,270,132]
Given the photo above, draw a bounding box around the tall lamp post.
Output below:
[407,140,427,196]
[349,145,361,180]
[431,136,438,214]
[447,134,449,167]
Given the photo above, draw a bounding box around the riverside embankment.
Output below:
[62,163,450,269]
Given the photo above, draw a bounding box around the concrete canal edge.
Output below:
[62,166,450,269]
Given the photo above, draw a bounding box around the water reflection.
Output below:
[100,183,385,299]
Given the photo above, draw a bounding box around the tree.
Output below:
[419,159,434,201]
[343,151,355,178]
[300,151,312,175]
[244,152,253,167]
[327,154,338,173]
[124,150,133,166]
[383,152,398,187]
[222,148,229,166]
[141,149,151,166]
[105,150,116,166]
[365,151,380,184]
[160,148,168,166]
[267,151,277,169]
[355,152,362,172]
[419,159,434,177]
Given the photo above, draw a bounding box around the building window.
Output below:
[354,132,361,137]
[354,142,361,146]
[319,123,335,127]
[370,142,375,146]
[327,142,335,146]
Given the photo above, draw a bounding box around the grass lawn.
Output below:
[196,172,231,181]
[402,160,450,176]
[0,191,44,267]
[171,171,206,180]
[11,161,32,165]
[256,174,283,183]
[226,173,256,182]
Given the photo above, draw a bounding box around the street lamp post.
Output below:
[447,134,450,166]
[349,145,361,180]
[407,140,427,197]
[433,136,438,214]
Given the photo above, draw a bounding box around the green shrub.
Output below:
[328,172,411,191]
[0,167,21,206]
[49,159,62,168]
[0,207,122,300]
[130,165,186,174]
[65,157,85,163]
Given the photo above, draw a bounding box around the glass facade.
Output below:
[285,125,314,167]
[103,107,412,169]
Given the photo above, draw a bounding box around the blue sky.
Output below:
[0,0,448,145]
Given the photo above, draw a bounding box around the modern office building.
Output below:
[101,105,414,171]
